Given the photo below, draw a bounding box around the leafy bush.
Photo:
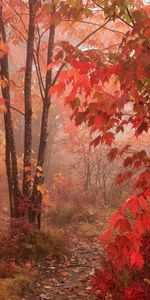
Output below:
[92,233,150,299]
[0,219,70,266]
[20,228,70,261]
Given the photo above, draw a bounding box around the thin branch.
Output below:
[61,18,105,27]
[126,6,134,25]
[39,26,50,40]
[34,25,45,94]
[52,63,65,86]
[9,79,24,89]
[82,43,120,52]
[52,19,111,85]
[100,43,120,51]
[104,26,125,35]
[7,22,27,43]
[115,15,133,28]
[94,1,133,28]
[76,19,110,48]
[10,105,25,116]
[61,19,125,34]
[4,0,28,34]
[33,54,45,100]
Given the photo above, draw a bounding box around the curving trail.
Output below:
[25,236,102,300]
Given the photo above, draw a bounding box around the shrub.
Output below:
[23,228,70,261]
[92,233,150,299]
[0,272,33,300]
[0,219,70,265]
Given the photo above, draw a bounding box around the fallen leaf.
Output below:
[78,291,88,297]
[61,271,70,277]
[40,294,50,300]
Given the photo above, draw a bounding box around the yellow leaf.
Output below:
[37,165,43,172]
[37,184,47,194]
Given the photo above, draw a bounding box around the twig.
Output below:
[126,6,134,25]
[76,19,110,48]
[94,1,133,28]
[4,0,28,33]
[61,19,125,35]
[9,105,25,116]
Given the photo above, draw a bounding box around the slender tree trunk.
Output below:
[30,9,56,227]
[23,0,35,198]
[4,127,13,217]
[0,6,20,217]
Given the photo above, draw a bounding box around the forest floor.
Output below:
[0,206,114,300]
[25,230,103,300]
[23,206,114,300]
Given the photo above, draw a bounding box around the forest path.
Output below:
[26,234,102,300]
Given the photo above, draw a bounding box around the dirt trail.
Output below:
[26,237,102,300]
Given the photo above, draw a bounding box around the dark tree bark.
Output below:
[23,0,36,198]
[0,6,20,217]
[0,7,20,217]
[30,8,56,227]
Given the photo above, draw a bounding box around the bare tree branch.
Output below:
[4,0,28,34]
[10,105,25,116]
[61,19,125,34]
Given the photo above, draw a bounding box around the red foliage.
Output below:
[0,219,36,264]
[52,0,150,280]
[92,233,150,299]
[49,1,150,297]
[124,281,150,300]
[92,261,120,299]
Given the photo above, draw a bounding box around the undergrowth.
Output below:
[0,272,34,300]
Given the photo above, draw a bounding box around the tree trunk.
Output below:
[0,6,20,218]
[23,0,35,198]
[30,9,56,227]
